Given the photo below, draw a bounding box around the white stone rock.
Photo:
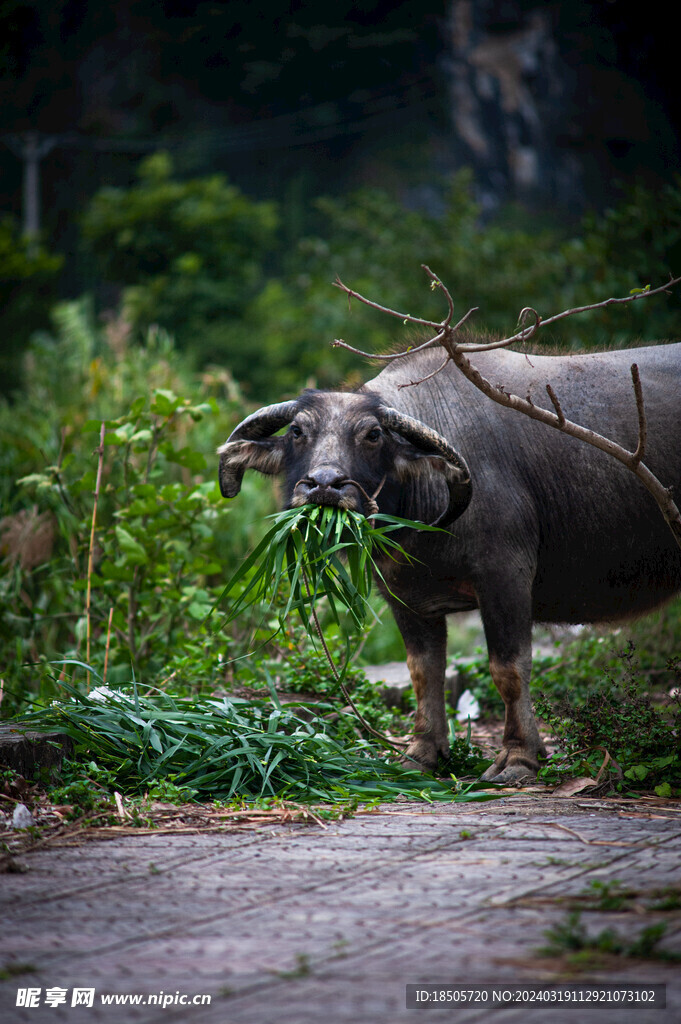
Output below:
[12,803,35,829]
[456,689,481,723]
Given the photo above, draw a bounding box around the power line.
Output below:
[1,88,441,236]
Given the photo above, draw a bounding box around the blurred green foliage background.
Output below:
[2,159,681,725]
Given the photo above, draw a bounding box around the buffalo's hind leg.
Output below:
[390,605,449,772]
[478,582,547,784]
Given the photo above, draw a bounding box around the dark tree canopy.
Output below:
[1,1,679,227]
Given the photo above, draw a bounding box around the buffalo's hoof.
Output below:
[480,753,538,785]
[400,739,446,773]
[481,764,537,785]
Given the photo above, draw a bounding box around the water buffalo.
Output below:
[218,342,681,782]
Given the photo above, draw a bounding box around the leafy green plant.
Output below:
[143,777,200,804]
[585,880,628,912]
[8,386,230,687]
[0,307,263,715]
[540,911,680,964]
[535,644,681,794]
[544,879,681,915]
[46,760,119,820]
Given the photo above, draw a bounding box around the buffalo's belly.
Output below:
[377,569,479,618]
[532,546,681,623]
[390,588,479,618]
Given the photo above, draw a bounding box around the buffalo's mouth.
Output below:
[291,479,363,512]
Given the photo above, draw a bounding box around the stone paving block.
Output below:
[1,798,679,1023]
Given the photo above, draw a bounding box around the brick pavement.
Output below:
[1,795,680,1024]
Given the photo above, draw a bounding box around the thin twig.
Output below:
[85,423,106,677]
[630,363,647,467]
[103,606,114,684]
[451,305,480,332]
[301,568,407,754]
[545,384,566,428]
[333,330,445,362]
[422,264,455,326]
[332,275,442,330]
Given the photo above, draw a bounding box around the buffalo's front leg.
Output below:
[391,605,448,771]
[477,580,546,783]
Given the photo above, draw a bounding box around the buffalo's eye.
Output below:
[365,427,382,443]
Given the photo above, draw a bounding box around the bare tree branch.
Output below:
[333,267,681,359]
[333,329,445,362]
[330,270,681,549]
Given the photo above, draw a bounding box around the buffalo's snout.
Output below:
[293,466,361,510]
[307,466,346,490]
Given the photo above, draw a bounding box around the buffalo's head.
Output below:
[218,390,471,527]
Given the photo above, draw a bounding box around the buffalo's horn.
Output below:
[378,406,472,527]
[223,400,300,442]
[218,400,299,497]
[378,407,470,478]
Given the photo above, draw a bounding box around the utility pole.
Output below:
[4,131,58,249]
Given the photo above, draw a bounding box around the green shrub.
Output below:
[535,644,681,794]
[0,217,63,396]
[81,152,278,368]
[0,304,271,715]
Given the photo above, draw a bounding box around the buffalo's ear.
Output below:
[393,450,472,527]
[217,399,299,498]
[378,405,471,526]
[218,438,285,498]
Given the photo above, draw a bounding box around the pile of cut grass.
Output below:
[25,669,493,803]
